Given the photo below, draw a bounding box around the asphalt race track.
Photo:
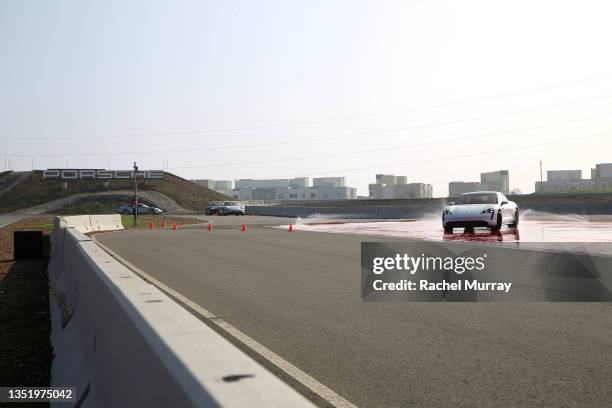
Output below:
[97,215,612,408]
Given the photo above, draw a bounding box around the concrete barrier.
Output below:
[246,200,612,219]
[89,214,124,232]
[59,214,124,233]
[520,202,612,215]
[62,214,95,233]
[49,216,313,407]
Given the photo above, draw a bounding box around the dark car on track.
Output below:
[118,203,163,215]
[205,201,223,215]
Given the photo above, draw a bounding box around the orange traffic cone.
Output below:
[149,222,155,229]
[172,223,177,230]
[208,223,213,231]
[288,224,293,232]
[241,224,247,232]
[161,219,166,228]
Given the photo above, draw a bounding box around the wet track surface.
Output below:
[295,217,612,243]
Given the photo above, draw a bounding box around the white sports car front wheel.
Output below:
[508,209,519,227]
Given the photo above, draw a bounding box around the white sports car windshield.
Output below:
[456,193,498,205]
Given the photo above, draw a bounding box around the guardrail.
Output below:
[49,215,313,407]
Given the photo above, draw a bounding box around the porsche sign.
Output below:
[42,169,164,180]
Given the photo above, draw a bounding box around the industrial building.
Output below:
[547,170,582,181]
[448,181,484,197]
[312,177,346,187]
[193,179,215,189]
[193,179,234,196]
[535,163,612,192]
[214,180,234,191]
[592,163,612,188]
[368,174,433,199]
[196,177,356,201]
[235,177,309,189]
[449,170,510,197]
[480,170,510,195]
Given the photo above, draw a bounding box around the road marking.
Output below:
[93,237,358,408]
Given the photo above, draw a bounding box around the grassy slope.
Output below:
[57,195,140,215]
[0,171,229,213]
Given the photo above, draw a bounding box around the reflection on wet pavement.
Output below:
[443,227,520,242]
[295,218,612,243]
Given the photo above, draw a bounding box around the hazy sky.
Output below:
[2,0,612,196]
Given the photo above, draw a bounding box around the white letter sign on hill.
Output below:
[42,169,164,180]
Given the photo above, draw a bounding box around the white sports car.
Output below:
[442,191,519,233]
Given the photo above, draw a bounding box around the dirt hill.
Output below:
[0,171,229,214]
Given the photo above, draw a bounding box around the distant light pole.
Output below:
[539,160,544,193]
[133,162,139,226]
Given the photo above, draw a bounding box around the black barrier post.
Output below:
[14,231,43,259]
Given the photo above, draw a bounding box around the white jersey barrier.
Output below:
[49,216,313,408]
[62,214,95,233]
[89,214,124,232]
[60,214,124,233]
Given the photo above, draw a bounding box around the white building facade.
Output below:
[449,170,510,197]
[203,176,356,201]
[536,164,612,192]
[368,174,433,199]
[480,170,510,195]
